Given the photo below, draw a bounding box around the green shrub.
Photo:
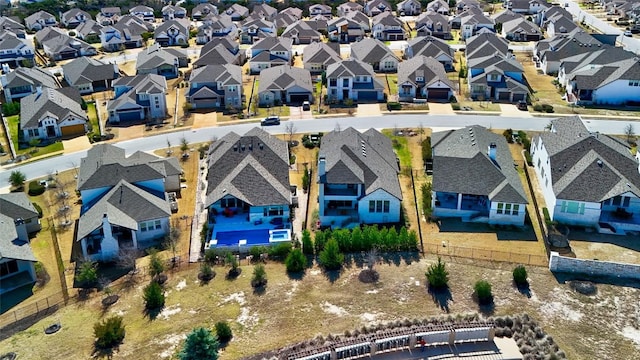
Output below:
[143,281,165,310]
[268,242,292,260]
[421,137,432,161]
[542,104,554,113]
[251,264,267,287]
[249,246,268,259]
[542,208,551,226]
[513,265,528,285]
[421,182,432,218]
[285,248,306,273]
[179,327,219,360]
[301,230,314,255]
[302,165,310,191]
[289,154,296,165]
[533,104,543,112]
[387,102,402,111]
[32,202,43,218]
[318,238,344,270]
[204,248,221,264]
[148,249,165,277]
[524,151,533,166]
[93,316,125,349]
[28,181,45,196]
[2,101,20,116]
[503,129,514,143]
[451,103,461,110]
[215,321,233,343]
[425,257,449,289]
[76,260,98,287]
[474,280,493,304]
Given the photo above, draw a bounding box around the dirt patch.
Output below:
[191,112,217,129]
[159,304,182,321]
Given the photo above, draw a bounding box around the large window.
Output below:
[0,260,19,277]
[369,200,390,213]
[264,207,284,216]
[560,201,585,214]
[140,220,162,232]
[497,203,520,215]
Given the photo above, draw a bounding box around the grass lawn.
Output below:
[381,129,412,168]
[86,103,99,134]
[6,115,64,157]
[386,74,398,96]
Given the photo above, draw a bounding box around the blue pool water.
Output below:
[270,229,290,240]
[214,229,270,247]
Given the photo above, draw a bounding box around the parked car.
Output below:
[261,115,280,126]
[302,101,311,111]
[624,30,633,37]
[517,101,528,111]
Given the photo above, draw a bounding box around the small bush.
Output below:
[503,129,514,143]
[301,230,314,255]
[28,181,46,196]
[285,248,306,273]
[251,264,267,288]
[76,260,98,287]
[451,103,461,110]
[249,246,268,260]
[93,316,125,349]
[32,202,43,218]
[204,248,222,264]
[425,257,449,289]
[533,104,543,112]
[148,249,165,277]
[289,154,296,165]
[542,208,552,226]
[542,104,554,113]
[199,262,215,281]
[513,265,528,285]
[387,102,402,111]
[143,281,165,310]
[268,242,292,260]
[474,280,493,304]
[215,321,233,343]
[318,238,344,270]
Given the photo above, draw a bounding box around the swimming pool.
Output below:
[210,228,292,249]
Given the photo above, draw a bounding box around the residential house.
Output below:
[240,18,276,44]
[107,74,168,123]
[192,3,219,20]
[492,9,523,25]
[0,31,35,68]
[372,11,406,41]
[427,0,450,15]
[557,46,636,89]
[101,15,152,51]
[405,36,455,71]
[62,57,118,94]
[530,116,640,234]
[328,16,366,43]
[76,144,180,261]
[506,0,549,14]
[0,16,26,38]
[365,0,392,16]
[544,11,578,37]
[76,20,103,44]
[197,14,237,44]
[274,12,300,30]
[502,17,542,41]
[308,15,331,32]
[280,7,303,20]
[281,20,321,44]
[194,38,243,67]
[20,87,88,141]
[397,0,422,15]
[456,0,482,13]
[97,7,121,26]
[310,4,333,17]
[303,41,341,74]
[326,58,385,102]
[251,3,278,21]
[465,32,509,59]
[187,64,243,109]
[415,11,452,39]
[154,19,190,46]
[136,44,186,78]
[467,53,528,102]
[564,57,640,105]
[1,66,60,103]
[249,37,292,74]
[431,125,528,226]
[162,5,187,20]
[337,2,364,17]
[129,5,155,22]
[345,10,372,32]
[535,30,602,74]
[0,193,42,299]
[224,4,249,21]
[398,55,454,101]
[61,9,91,29]
[535,5,571,26]
[350,38,399,72]
[24,11,57,31]
[452,7,495,39]
[318,127,402,228]
[205,128,293,249]
[258,65,313,106]
[35,27,97,60]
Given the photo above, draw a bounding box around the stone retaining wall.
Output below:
[549,251,640,280]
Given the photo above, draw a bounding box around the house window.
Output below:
[266,207,284,216]
[497,203,503,214]
[369,200,390,213]
[613,196,622,206]
[560,201,585,214]
[329,79,337,86]
[497,203,520,215]
[343,79,349,87]
[0,260,19,277]
[383,200,390,213]
[513,204,520,216]
[141,222,148,232]
[155,220,162,230]
[623,197,631,207]
[416,76,424,82]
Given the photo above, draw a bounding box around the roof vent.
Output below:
[241,144,245,151]
[259,143,263,149]
[249,143,253,151]
[597,160,603,167]
[233,145,237,151]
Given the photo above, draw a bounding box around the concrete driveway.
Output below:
[500,104,532,117]
[62,136,91,154]
[356,104,382,117]
[289,106,313,120]
[429,102,455,115]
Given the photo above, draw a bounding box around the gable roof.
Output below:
[326,58,379,78]
[432,125,528,204]
[2,66,60,89]
[108,74,168,112]
[350,38,397,64]
[282,20,321,39]
[320,127,402,200]
[466,32,509,58]
[190,64,242,86]
[136,43,178,72]
[252,36,293,52]
[155,18,190,36]
[303,42,341,66]
[62,9,91,24]
[503,17,541,34]
[194,43,240,67]
[407,35,454,59]
[258,65,312,93]
[0,213,35,262]
[62,57,117,86]
[398,55,455,88]
[76,20,103,38]
[205,127,290,207]
[20,87,86,129]
[536,117,640,202]
[0,193,39,220]
[372,11,403,27]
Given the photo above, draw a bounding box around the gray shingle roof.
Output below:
[205,127,290,207]
[63,57,118,86]
[503,17,541,34]
[303,42,341,67]
[0,213,35,262]
[107,74,167,115]
[536,116,640,202]
[350,37,397,64]
[432,125,528,204]
[76,20,103,38]
[319,127,402,200]
[326,58,378,78]
[397,55,454,89]
[0,193,39,220]
[407,36,454,59]
[2,66,59,90]
[252,36,292,52]
[20,87,86,129]
[258,65,312,93]
[136,43,178,72]
[62,9,92,24]
[466,33,509,59]
[492,9,523,24]
[194,43,240,67]
[77,180,171,240]
[190,64,242,86]
[282,20,321,39]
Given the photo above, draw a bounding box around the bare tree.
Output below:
[334,122,341,132]
[117,248,141,282]
[418,122,425,142]
[624,124,635,144]
[180,136,189,160]
[366,248,379,271]
[166,138,173,156]
[163,219,181,265]
[285,122,297,145]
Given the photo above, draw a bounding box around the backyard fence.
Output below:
[423,243,548,267]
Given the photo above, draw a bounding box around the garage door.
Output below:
[117,111,142,122]
[289,93,311,104]
[427,88,450,100]
[498,92,511,101]
[512,93,526,102]
[194,100,219,109]
[358,91,379,102]
[61,124,85,136]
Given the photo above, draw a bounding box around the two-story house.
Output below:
[258,65,313,106]
[194,37,243,67]
[35,27,97,60]
[205,128,293,250]
[240,17,276,44]
[24,11,58,31]
[0,16,26,38]
[249,37,292,74]
[338,2,364,17]
[451,7,495,40]
[224,4,250,21]
[129,5,155,22]
[310,4,333,17]
[155,19,190,46]
[326,59,385,102]
[502,17,543,41]
[107,74,168,123]
[76,20,103,44]
[281,20,322,44]
[372,11,406,41]
[506,0,549,14]
[535,30,602,75]
[101,15,152,51]
[397,0,422,15]
[405,36,455,71]
[365,0,392,16]
[76,144,180,262]
[61,9,91,29]
[431,125,528,226]
[564,57,640,105]
[303,42,341,74]
[318,127,402,228]
[251,3,278,21]
[162,5,187,21]
[350,38,399,72]
[398,55,455,101]
[97,7,121,26]
[415,11,452,39]
[427,0,450,15]
[0,31,35,68]
[530,116,640,234]
[467,53,528,102]
[192,3,219,20]
[197,14,237,44]
[187,64,243,110]
[1,66,60,103]
[20,87,88,141]
[62,57,119,94]
[327,17,366,43]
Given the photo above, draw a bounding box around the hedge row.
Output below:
[314,226,418,254]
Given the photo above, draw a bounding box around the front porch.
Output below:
[433,192,490,221]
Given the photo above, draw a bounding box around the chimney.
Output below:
[318,155,326,178]
[488,142,497,162]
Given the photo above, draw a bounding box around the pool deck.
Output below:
[210,213,291,249]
